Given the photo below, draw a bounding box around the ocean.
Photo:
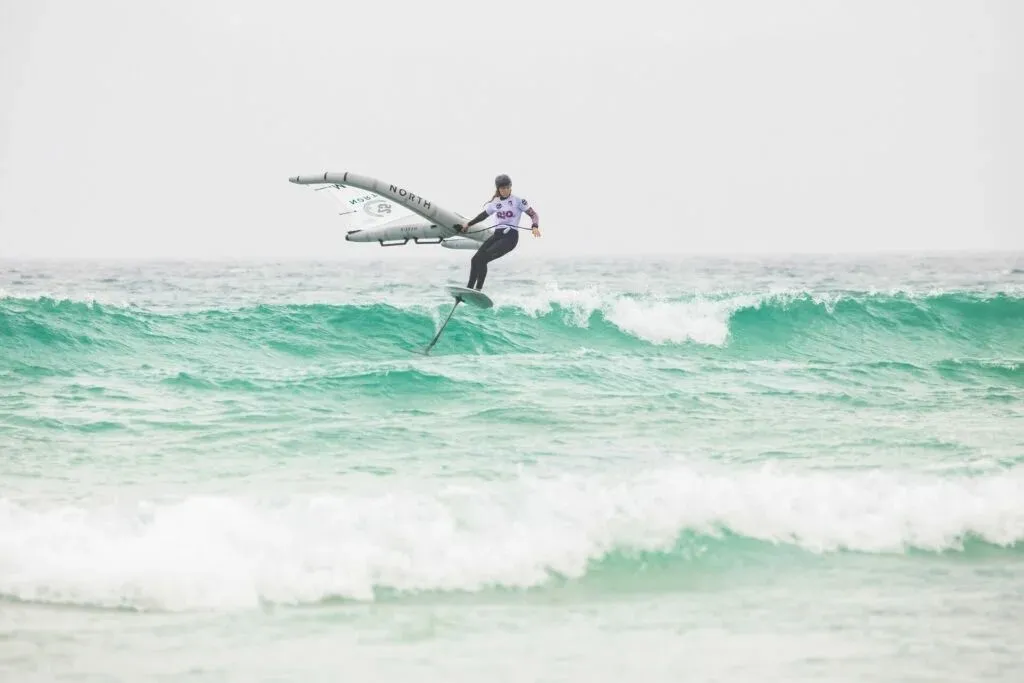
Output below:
[2,252,1023,682]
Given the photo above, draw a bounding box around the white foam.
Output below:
[604,296,737,345]
[2,464,1022,612]
[501,282,606,325]
[495,285,894,346]
[500,284,752,346]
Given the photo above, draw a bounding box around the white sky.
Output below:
[1,0,1020,260]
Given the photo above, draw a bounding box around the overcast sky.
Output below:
[1,0,1020,260]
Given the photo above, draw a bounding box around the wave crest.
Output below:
[2,291,1022,361]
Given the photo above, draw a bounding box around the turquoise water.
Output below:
[2,253,1023,682]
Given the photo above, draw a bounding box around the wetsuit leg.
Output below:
[467,229,519,290]
[466,233,498,289]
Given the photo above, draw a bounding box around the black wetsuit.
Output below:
[467,227,519,290]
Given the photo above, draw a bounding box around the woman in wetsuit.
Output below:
[453,174,541,291]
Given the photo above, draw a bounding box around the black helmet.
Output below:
[494,174,511,188]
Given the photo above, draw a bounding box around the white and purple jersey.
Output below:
[484,194,538,233]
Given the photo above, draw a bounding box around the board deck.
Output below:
[445,285,493,309]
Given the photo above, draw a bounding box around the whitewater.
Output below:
[2,252,1023,682]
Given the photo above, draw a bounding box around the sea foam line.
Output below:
[1,464,1021,611]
